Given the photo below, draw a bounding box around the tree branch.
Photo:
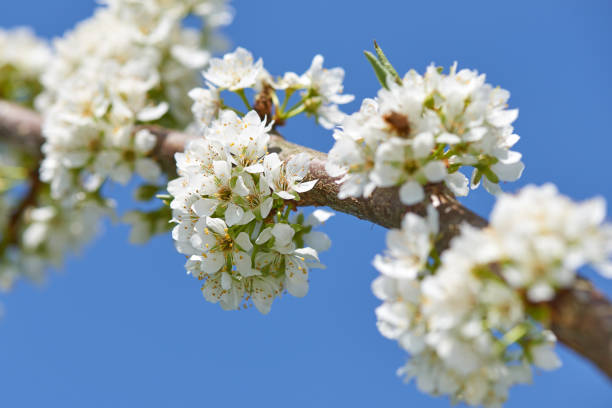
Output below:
[1,99,611,380]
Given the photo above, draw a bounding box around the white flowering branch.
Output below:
[1,98,611,379]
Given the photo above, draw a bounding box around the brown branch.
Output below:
[1,99,611,380]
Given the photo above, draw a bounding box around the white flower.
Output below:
[189,217,257,277]
[530,332,562,371]
[327,62,523,205]
[263,153,317,200]
[300,54,354,129]
[326,129,378,199]
[168,115,331,313]
[205,110,271,171]
[38,1,224,200]
[300,209,334,253]
[491,184,612,300]
[204,47,263,91]
[0,27,51,83]
[190,159,253,226]
[189,85,221,129]
[373,206,438,279]
[255,224,323,298]
[370,201,579,406]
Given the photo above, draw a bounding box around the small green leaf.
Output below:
[373,41,402,85]
[364,51,390,90]
[501,323,530,347]
[482,167,500,183]
[472,169,483,185]
[447,163,462,173]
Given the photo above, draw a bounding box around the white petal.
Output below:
[294,247,320,262]
[492,161,525,182]
[531,343,562,371]
[306,209,334,227]
[303,231,331,252]
[260,197,273,218]
[413,132,434,158]
[294,179,317,193]
[399,181,425,205]
[233,176,250,196]
[235,232,253,251]
[201,252,225,273]
[234,251,255,276]
[445,172,469,196]
[244,163,264,173]
[276,191,295,200]
[192,198,218,217]
[137,102,169,122]
[271,223,295,246]
[256,227,273,245]
[423,161,447,182]
[221,272,232,290]
[206,217,227,235]
[286,276,309,298]
[225,203,244,226]
[134,129,157,153]
[437,132,461,145]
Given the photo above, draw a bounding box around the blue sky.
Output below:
[1,1,611,407]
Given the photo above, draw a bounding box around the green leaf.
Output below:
[501,323,530,347]
[472,169,483,186]
[482,167,500,184]
[373,41,402,85]
[364,51,390,90]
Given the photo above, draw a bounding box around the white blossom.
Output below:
[38,0,226,200]
[168,106,329,313]
[189,85,221,129]
[490,184,612,301]
[327,62,524,205]
[373,206,438,279]
[0,27,51,106]
[263,152,317,200]
[203,47,263,91]
[300,54,354,129]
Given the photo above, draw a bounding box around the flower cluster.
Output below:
[168,109,332,313]
[38,0,231,201]
[372,185,612,406]
[327,63,524,205]
[189,47,353,131]
[489,184,612,301]
[0,27,51,107]
[0,186,113,290]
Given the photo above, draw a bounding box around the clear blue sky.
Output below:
[1,1,611,407]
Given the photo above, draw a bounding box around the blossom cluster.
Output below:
[0,27,51,107]
[38,0,232,201]
[168,109,332,313]
[327,63,524,205]
[189,46,354,131]
[372,185,612,406]
[0,166,112,291]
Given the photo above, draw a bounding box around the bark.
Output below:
[1,99,611,380]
